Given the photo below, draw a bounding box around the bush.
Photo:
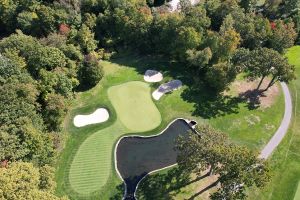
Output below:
[78,54,104,88]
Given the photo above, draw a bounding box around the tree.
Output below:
[186,47,213,71]
[78,55,104,87]
[148,13,183,54]
[40,33,67,48]
[206,62,238,92]
[43,93,68,131]
[218,29,241,60]
[181,5,211,33]
[35,5,57,36]
[211,145,270,199]
[17,11,38,33]
[39,165,56,191]
[239,0,258,12]
[176,125,228,176]
[240,48,295,91]
[27,46,67,73]
[0,55,55,165]
[268,19,297,53]
[0,0,18,33]
[172,26,201,61]
[0,162,68,200]
[176,125,271,200]
[0,32,67,74]
[75,24,98,53]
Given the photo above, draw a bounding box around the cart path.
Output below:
[259,82,292,159]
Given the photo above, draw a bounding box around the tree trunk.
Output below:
[209,164,215,176]
[263,76,277,92]
[188,179,220,199]
[256,76,265,90]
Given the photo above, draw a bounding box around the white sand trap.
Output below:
[144,70,163,83]
[73,108,109,127]
[152,80,182,100]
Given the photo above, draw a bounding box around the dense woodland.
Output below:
[0,0,299,199]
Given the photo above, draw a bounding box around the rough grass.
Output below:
[56,54,285,200]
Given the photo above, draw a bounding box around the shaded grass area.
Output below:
[246,46,300,200]
[56,53,285,200]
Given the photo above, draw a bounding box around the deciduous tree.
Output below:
[240,48,295,91]
[176,125,270,200]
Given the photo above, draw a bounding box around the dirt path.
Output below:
[259,82,292,159]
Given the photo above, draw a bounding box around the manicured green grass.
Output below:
[246,46,300,200]
[108,81,161,132]
[209,91,284,150]
[56,54,285,200]
[68,81,161,196]
[68,122,124,195]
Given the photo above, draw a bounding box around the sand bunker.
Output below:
[144,70,163,83]
[152,80,182,100]
[73,108,109,127]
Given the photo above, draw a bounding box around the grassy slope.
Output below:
[56,55,285,200]
[247,46,300,200]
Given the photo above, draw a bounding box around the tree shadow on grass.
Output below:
[111,53,246,119]
[181,84,243,119]
[135,168,190,200]
[135,168,215,200]
[239,89,267,110]
[109,167,216,200]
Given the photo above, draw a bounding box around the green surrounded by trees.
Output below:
[67,81,161,198]
[0,0,299,199]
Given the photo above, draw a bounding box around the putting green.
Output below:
[68,81,161,195]
[108,81,161,131]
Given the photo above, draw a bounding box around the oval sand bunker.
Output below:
[144,70,163,83]
[73,108,109,127]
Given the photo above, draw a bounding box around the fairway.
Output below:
[68,81,161,196]
[108,81,161,131]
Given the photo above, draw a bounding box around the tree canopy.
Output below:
[176,126,271,199]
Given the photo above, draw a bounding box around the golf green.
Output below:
[108,81,162,132]
[68,81,161,195]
